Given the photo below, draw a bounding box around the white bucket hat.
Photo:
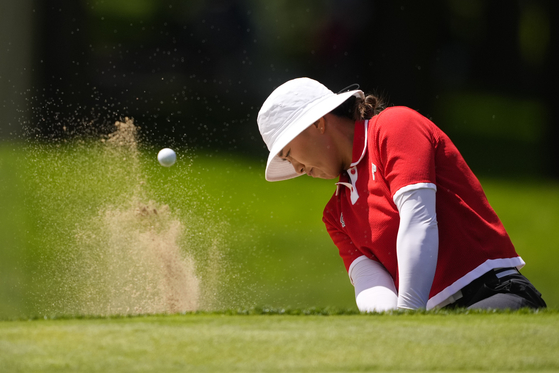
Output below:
[257,77,364,181]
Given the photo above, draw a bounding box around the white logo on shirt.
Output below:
[340,212,345,228]
[371,163,377,181]
[348,167,359,204]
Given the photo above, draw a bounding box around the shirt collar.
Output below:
[335,120,368,202]
[350,120,369,168]
[338,120,368,182]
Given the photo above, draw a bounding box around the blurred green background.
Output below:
[1,142,557,319]
[1,0,558,318]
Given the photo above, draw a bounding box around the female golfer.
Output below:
[257,77,546,311]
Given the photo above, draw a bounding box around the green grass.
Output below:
[1,310,559,372]
[1,140,559,372]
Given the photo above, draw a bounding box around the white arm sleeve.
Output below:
[349,256,398,312]
[394,186,439,310]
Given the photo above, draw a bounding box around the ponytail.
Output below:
[331,94,386,121]
[357,95,385,120]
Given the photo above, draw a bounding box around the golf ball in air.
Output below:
[157,148,176,167]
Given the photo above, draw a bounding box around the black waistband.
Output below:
[460,267,519,298]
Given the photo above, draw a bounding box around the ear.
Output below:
[314,117,326,134]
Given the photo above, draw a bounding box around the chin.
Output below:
[316,173,338,180]
[308,167,338,180]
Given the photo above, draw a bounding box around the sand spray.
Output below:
[25,118,227,316]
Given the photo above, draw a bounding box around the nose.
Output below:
[291,160,305,175]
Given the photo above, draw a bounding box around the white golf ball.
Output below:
[157,148,176,167]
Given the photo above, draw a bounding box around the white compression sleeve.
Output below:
[394,187,439,309]
[349,256,398,312]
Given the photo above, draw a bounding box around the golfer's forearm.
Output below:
[394,187,439,309]
[356,286,398,312]
[349,256,398,312]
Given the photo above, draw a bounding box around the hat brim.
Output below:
[264,89,363,182]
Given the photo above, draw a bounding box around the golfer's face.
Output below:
[279,122,342,179]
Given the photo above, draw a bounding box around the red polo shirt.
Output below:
[323,106,524,308]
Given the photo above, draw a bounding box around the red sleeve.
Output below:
[373,107,438,197]
[323,201,369,272]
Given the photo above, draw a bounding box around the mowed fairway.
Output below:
[1,311,559,372]
[1,311,558,372]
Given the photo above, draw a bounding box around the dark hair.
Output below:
[330,94,386,121]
